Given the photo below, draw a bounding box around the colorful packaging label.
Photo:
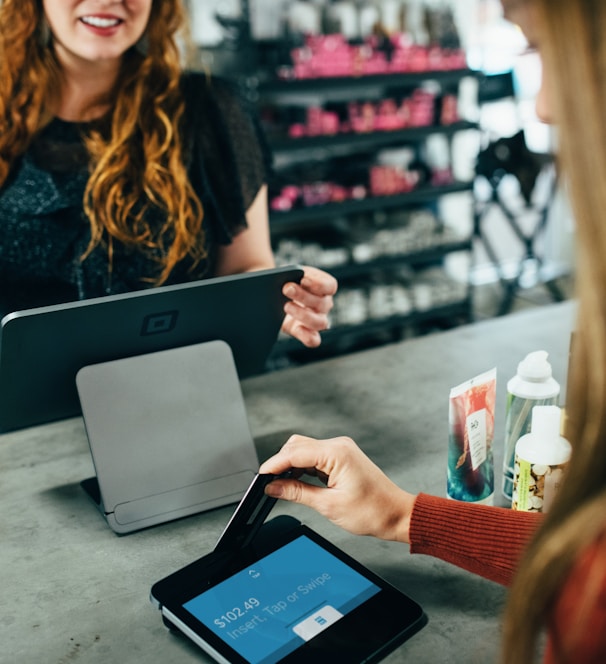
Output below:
[512,457,568,512]
[502,394,558,501]
[447,368,496,504]
[467,408,487,471]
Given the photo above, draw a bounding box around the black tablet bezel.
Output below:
[151,518,427,664]
[0,265,303,433]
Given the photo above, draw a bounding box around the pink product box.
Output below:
[440,94,460,125]
[301,182,353,206]
[269,185,301,211]
[286,35,467,79]
[282,88,441,138]
[369,166,420,197]
[306,107,340,136]
[430,168,455,186]
[270,182,369,212]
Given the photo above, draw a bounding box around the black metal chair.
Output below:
[473,71,565,315]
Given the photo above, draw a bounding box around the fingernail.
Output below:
[265,483,283,498]
[284,285,296,297]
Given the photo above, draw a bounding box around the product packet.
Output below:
[447,368,497,505]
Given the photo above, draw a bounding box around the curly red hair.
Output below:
[0,0,205,284]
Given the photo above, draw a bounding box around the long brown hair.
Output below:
[0,0,205,285]
[502,0,606,661]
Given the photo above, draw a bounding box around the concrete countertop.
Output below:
[0,301,576,664]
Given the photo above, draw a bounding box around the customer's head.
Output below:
[500,1,606,662]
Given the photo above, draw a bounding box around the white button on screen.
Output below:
[292,605,343,641]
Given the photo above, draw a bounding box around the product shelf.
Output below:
[327,238,473,280]
[271,297,472,360]
[269,181,473,230]
[256,69,479,95]
[267,120,479,153]
[255,58,479,368]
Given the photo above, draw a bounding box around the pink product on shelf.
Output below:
[281,185,301,203]
[282,85,448,139]
[374,99,403,131]
[285,34,467,79]
[360,52,389,75]
[440,94,460,125]
[270,181,367,211]
[349,185,368,199]
[306,107,340,136]
[345,90,437,133]
[431,168,455,186]
[329,184,349,202]
[370,166,419,197]
[408,90,436,127]
[305,33,348,53]
[288,123,307,138]
[444,49,468,70]
[270,196,293,212]
[270,185,302,211]
[348,101,376,133]
[405,46,430,73]
[301,182,334,207]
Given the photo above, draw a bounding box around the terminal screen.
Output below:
[183,535,380,664]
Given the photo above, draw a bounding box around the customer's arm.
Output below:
[410,493,539,585]
[261,435,540,586]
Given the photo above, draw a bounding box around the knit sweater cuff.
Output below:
[409,492,540,586]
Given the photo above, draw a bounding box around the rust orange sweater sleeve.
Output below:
[409,493,541,586]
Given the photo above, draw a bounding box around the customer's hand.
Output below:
[259,434,416,543]
[281,266,337,347]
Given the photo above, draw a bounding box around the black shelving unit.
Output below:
[255,68,478,94]
[269,181,473,229]
[326,236,473,280]
[252,65,479,366]
[267,120,478,153]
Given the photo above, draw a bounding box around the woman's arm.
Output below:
[214,185,276,276]
[261,434,540,586]
[215,186,337,348]
[410,493,540,586]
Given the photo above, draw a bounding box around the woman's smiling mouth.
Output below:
[80,16,122,29]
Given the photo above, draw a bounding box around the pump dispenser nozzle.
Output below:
[531,405,561,440]
[518,350,553,381]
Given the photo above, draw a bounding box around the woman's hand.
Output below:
[281,266,337,348]
[259,434,416,543]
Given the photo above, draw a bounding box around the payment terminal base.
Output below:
[77,340,259,535]
[151,504,428,664]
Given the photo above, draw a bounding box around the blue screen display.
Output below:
[184,535,380,664]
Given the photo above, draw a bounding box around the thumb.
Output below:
[265,478,324,510]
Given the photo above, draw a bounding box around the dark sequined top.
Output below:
[0,72,270,316]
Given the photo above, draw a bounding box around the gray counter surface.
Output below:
[0,301,576,664]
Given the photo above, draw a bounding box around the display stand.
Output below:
[77,340,259,535]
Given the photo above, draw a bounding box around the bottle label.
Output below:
[512,457,568,512]
[502,394,558,501]
[466,408,487,471]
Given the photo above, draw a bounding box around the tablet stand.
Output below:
[76,340,259,534]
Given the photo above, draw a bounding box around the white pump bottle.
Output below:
[512,405,571,513]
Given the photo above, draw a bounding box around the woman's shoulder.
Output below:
[180,71,248,114]
[548,528,606,662]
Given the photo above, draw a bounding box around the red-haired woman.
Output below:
[0,0,336,346]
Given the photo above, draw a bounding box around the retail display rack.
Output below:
[257,70,478,365]
[205,30,481,366]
